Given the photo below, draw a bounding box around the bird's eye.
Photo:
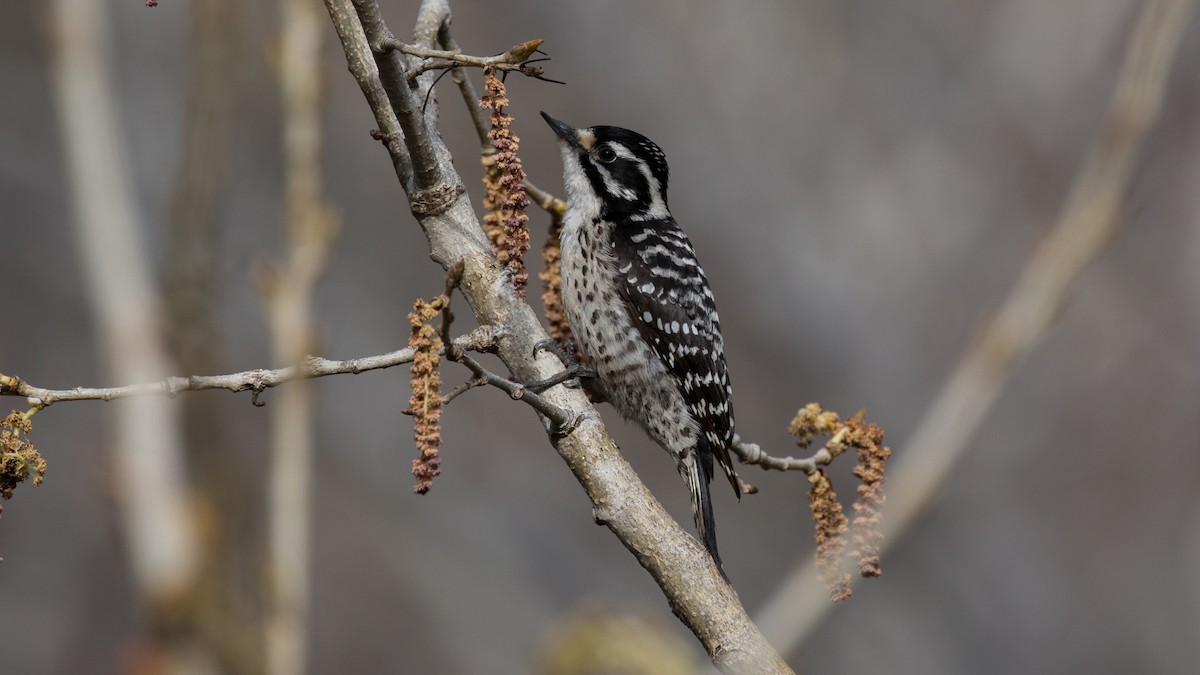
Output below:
[596,146,617,163]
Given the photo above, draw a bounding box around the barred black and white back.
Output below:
[541,113,742,571]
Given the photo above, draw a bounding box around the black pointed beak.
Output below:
[541,111,583,151]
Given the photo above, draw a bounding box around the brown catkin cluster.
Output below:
[1,410,45,509]
[481,155,506,260]
[789,403,890,600]
[537,210,577,347]
[807,470,852,601]
[409,297,447,494]
[787,402,840,447]
[479,66,531,295]
[846,417,889,577]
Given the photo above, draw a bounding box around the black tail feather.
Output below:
[688,445,726,577]
[696,456,723,570]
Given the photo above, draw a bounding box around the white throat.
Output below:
[558,146,601,234]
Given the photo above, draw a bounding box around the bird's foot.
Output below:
[527,338,596,393]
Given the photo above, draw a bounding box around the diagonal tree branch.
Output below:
[324,0,412,188]
[321,0,792,671]
[351,0,446,193]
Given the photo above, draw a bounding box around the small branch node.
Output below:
[410,182,464,216]
[376,35,403,55]
[591,502,612,526]
[165,376,186,396]
[550,411,585,439]
[0,375,20,395]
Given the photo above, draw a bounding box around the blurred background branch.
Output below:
[260,0,339,673]
[47,0,206,672]
[162,0,264,672]
[755,0,1198,658]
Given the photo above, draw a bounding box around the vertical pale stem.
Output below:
[48,0,199,612]
[266,0,336,673]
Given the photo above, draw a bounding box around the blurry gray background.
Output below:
[3,0,1199,673]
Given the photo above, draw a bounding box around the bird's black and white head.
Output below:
[541,112,671,222]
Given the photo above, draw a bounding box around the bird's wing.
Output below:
[610,218,740,497]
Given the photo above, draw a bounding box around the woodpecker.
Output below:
[541,112,742,571]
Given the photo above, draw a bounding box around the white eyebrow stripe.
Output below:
[637,159,669,219]
[609,142,637,159]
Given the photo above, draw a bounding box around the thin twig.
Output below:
[431,260,578,433]
[732,430,850,475]
[449,65,486,145]
[384,37,562,82]
[524,181,567,216]
[440,376,486,405]
[437,259,465,351]
[440,29,566,216]
[755,0,1198,657]
[448,351,580,435]
[0,328,503,409]
[439,31,489,150]
[384,38,539,67]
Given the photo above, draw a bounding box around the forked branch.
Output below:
[384,37,563,83]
